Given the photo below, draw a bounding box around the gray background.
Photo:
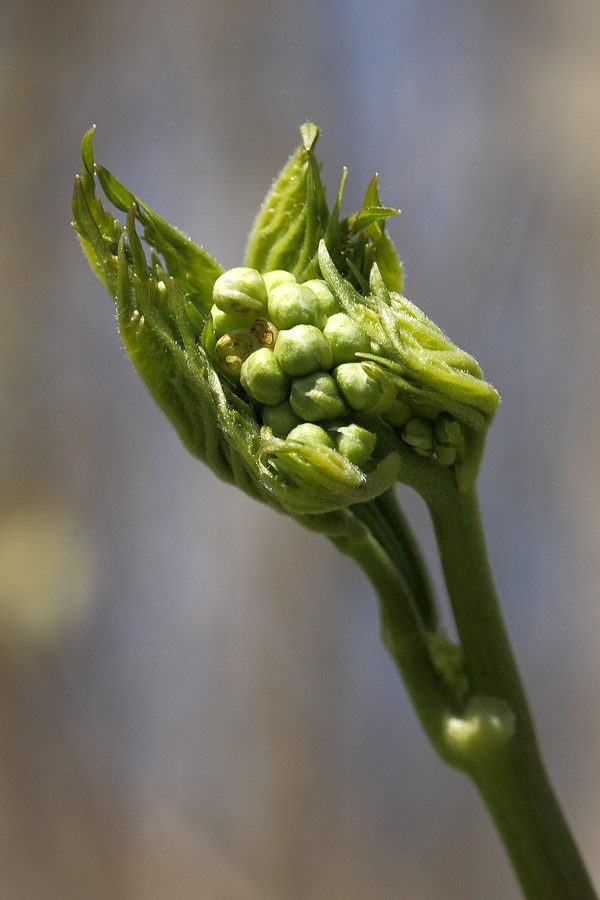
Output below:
[1,0,599,897]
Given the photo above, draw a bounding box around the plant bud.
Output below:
[434,444,457,466]
[213,267,268,317]
[334,362,396,412]
[240,347,291,405]
[383,398,412,428]
[250,318,278,347]
[434,414,462,447]
[210,304,251,339]
[267,282,327,330]
[433,414,463,465]
[286,423,336,450]
[215,329,260,378]
[263,269,296,292]
[331,422,377,466]
[75,121,499,513]
[323,312,371,366]
[290,372,348,421]
[301,279,341,317]
[274,324,333,376]
[401,418,434,456]
[262,399,302,436]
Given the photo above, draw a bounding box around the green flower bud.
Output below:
[213,267,268,317]
[240,346,291,405]
[383,398,412,428]
[334,362,396,413]
[323,312,371,366]
[433,414,463,465]
[210,304,251,339]
[249,317,278,347]
[261,399,302,436]
[434,444,457,466]
[286,423,336,450]
[267,282,327,330]
[301,279,341,317]
[215,329,260,378]
[330,422,377,466]
[274,324,333,376]
[263,270,296,292]
[290,372,348,422]
[434,413,462,447]
[401,418,434,456]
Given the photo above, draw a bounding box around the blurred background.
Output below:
[1,0,600,897]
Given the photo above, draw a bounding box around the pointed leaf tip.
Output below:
[363,173,381,209]
[300,121,320,153]
[81,125,96,175]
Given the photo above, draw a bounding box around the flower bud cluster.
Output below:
[209,267,465,470]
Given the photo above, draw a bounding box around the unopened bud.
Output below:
[215,330,260,378]
[264,270,296,292]
[240,347,291,405]
[334,362,395,413]
[383,398,412,428]
[290,372,348,421]
[401,418,434,456]
[250,317,278,347]
[213,267,268,317]
[331,422,377,466]
[262,399,302,436]
[301,279,341,317]
[323,313,371,366]
[274,324,333,376]
[267,282,327,330]
[286,423,336,450]
[433,414,463,465]
[211,304,252,339]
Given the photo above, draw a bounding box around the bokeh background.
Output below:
[1,1,600,897]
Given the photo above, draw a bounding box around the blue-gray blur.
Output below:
[1,1,599,897]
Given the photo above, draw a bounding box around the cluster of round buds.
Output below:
[209,267,464,469]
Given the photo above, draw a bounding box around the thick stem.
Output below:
[425,479,597,900]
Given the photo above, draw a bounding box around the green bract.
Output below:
[72,121,498,530]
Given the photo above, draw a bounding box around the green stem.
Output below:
[331,509,459,764]
[357,490,439,632]
[424,477,597,900]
